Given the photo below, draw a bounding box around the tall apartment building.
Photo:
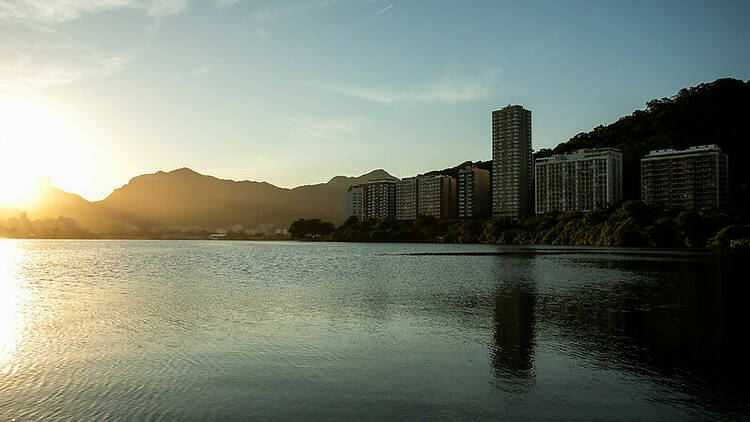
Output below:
[534,148,623,214]
[345,185,363,219]
[457,166,491,219]
[417,175,456,220]
[492,105,533,219]
[641,145,728,209]
[395,177,418,221]
[345,180,396,220]
[363,179,397,220]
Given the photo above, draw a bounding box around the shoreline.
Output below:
[2,236,748,250]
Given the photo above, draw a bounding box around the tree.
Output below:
[289,218,335,240]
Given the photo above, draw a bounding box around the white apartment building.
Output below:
[535,148,623,214]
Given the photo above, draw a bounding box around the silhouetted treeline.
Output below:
[289,218,336,240]
[535,78,750,207]
[423,160,492,179]
[0,213,294,240]
[290,201,750,248]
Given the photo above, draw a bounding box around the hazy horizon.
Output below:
[31,165,402,202]
[2,0,750,202]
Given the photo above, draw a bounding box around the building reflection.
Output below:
[512,253,750,412]
[568,255,750,406]
[491,282,536,387]
[488,252,539,390]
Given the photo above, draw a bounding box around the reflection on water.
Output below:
[484,249,750,419]
[0,241,22,374]
[0,241,748,420]
[541,252,750,416]
[491,282,536,389]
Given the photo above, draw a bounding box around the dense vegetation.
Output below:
[289,202,750,248]
[289,218,336,240]
[423,160,492,179]
[535,78,750,207]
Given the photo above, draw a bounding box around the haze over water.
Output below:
[0,240,747,420]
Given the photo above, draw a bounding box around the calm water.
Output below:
[0,240,748,421]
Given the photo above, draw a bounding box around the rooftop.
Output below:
[643,144,724,159]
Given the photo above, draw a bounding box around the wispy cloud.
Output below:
[147,0,189,19]
[304,69,500,104]
[0,0,191,23]
[0,0,212,89]
[372,3,393,17]
[249,0,354,21]
[172,65,212,79]
[0,53,130,89]
[277,117,369,147]
[240,115,371,188]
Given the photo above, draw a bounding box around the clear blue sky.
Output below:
[1,0,749,200]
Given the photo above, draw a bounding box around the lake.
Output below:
[0,240,748,420]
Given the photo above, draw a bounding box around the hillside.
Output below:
[96,168,395,230]
[1,168,396,235]
[424,160,492,179]
[536,78,750,205]
[0,182,146,233]
[5,78,749,238]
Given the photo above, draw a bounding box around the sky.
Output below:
[0,0,749,201]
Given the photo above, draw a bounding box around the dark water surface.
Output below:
[0,240,748,420]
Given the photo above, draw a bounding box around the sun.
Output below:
[0,96,92,206]
[0,179,40,206]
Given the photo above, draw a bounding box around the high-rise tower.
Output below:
[492,105,532,219]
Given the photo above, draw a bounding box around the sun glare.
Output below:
[0,96,93,205]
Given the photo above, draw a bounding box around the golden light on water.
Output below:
[0,239,23,374]
[0,96,93,206]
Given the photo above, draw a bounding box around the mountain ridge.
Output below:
[2,168,398,233]
[3,77,749,237]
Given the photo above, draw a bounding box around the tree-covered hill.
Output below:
[536,78,750,207]
[423,160,492,179]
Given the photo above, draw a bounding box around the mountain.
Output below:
[1,182,143,230]
[6,77,748,237]
[2,168,396,234]
[94,168,396,231]
[536,78,750,206]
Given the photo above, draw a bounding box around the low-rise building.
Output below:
[641,144,728,209]
[457,166,490,219]
[535,148,623,214]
